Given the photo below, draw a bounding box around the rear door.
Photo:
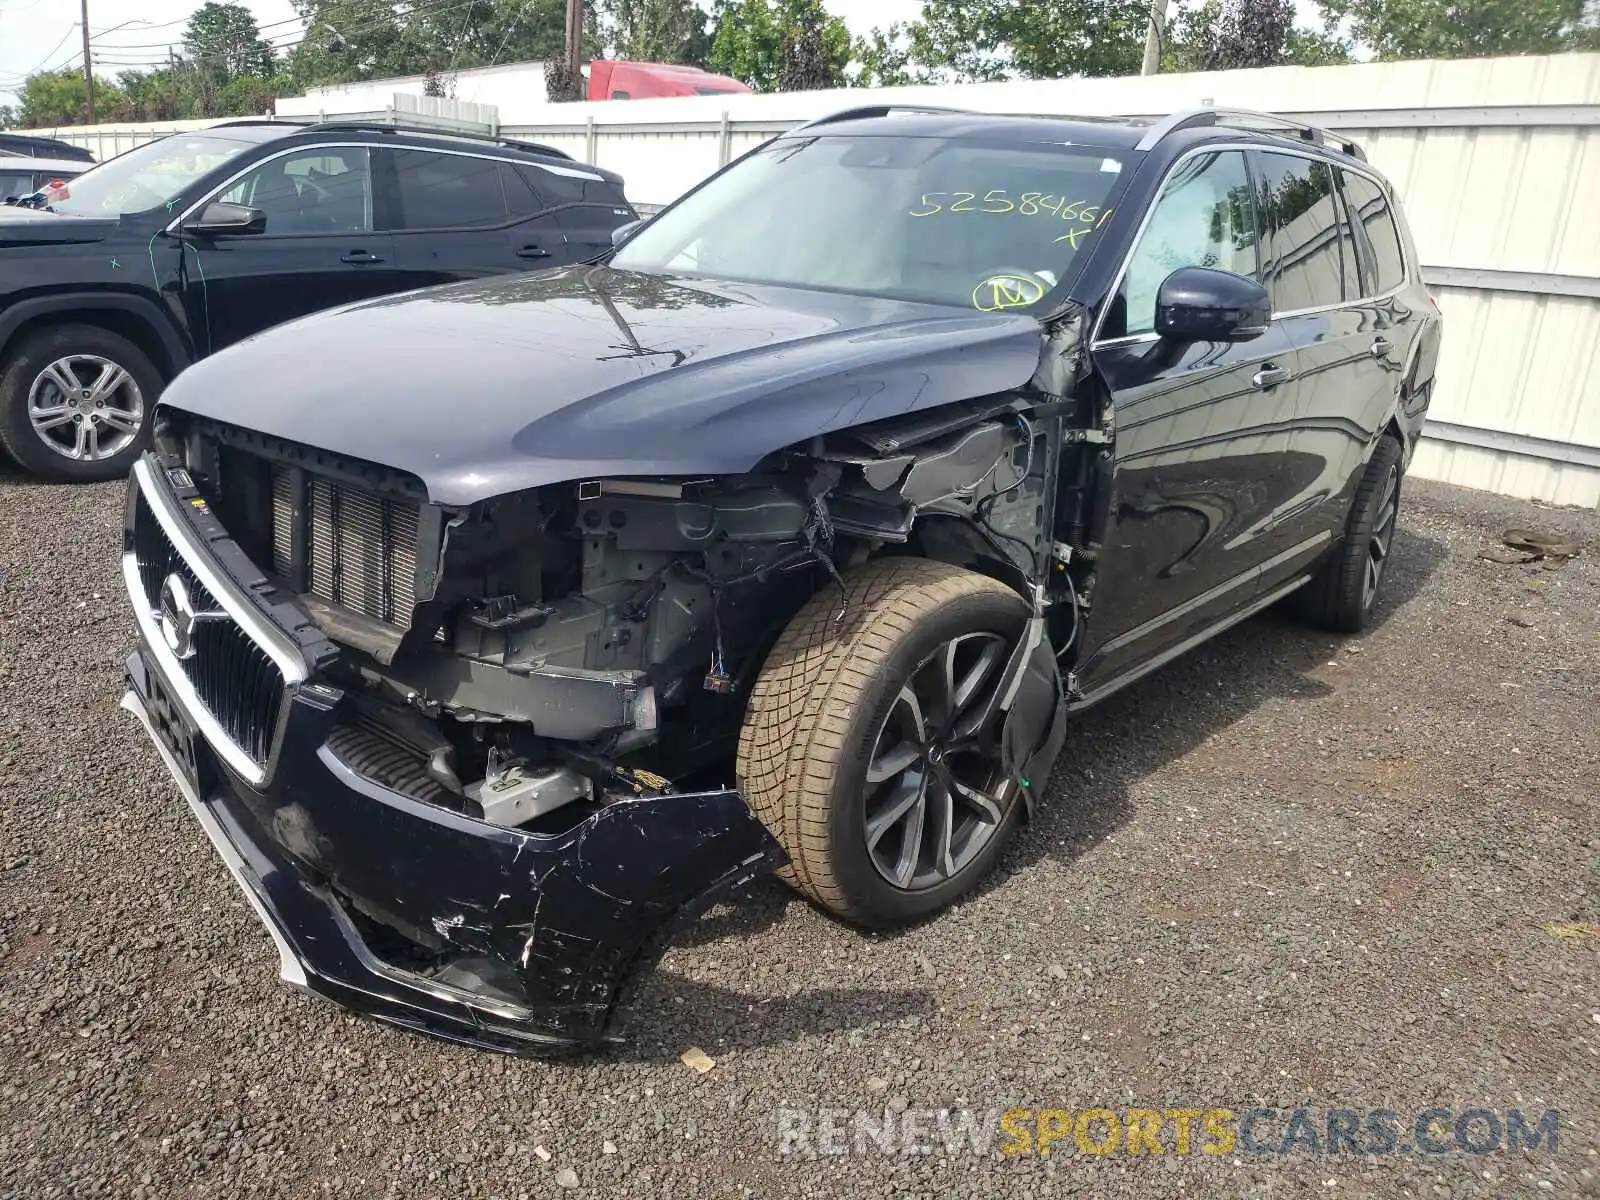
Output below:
[381,147,567,287]
[179,145,400,353]
[527,161,636,263]
[1254,151,1398,570]
[1082,147,1304,689]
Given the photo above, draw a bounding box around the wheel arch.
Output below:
[0,295,192,382]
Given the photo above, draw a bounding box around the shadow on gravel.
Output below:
[637,526,1449,1058]
[1001,523,1448,884]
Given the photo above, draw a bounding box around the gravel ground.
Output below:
[0,467,1595,1200]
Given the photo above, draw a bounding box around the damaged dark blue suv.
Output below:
[120,105,1440,1051]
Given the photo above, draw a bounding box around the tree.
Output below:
[603,0,711,64]
[1315,0,1598,59]
[0,106,15,131]
[16,68,127,127]
[860,0,1154,83]
[1161,0,1351,70]
[286,0,584,90]
[706,0,851,91]
[185,2,277,82]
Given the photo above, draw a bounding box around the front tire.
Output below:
[0,324,161,482]
[737,558,1029,928]
[1296,435,1404,633]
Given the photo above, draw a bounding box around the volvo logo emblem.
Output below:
[158,574,223,660]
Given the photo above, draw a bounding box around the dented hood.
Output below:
[159,267,1046,505]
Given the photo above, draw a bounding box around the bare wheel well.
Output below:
[2,309,179,381]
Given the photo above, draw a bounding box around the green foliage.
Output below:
[1315,0,1598,59]
[868,0,1152,83]
[16,69,126,128]
[706,0,851,91]
[602,0,712,65]
[1162,0,1353,70]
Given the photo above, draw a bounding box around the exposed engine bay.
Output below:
[161,363,1101,836]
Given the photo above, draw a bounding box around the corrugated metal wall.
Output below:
[15,53,1600,506]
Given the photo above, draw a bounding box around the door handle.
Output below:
[340,250,383,264]
[1371,337,1393,358]
[1252,364,1292,390]
[515,244,552,259]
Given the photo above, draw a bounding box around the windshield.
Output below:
[613,134,1131,311]
[48,134,257,216]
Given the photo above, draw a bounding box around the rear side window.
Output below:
[0,170,36,198]
[1255,152,1346,312]
[1115,150,1258,337]
[519,161,630,215]
[391,149,512,230]
[1340,170,1407,295]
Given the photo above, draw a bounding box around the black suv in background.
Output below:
[0,119,634,481]
[120,105,1440,1051]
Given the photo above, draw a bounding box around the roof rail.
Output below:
[300,119,574,161]
[790,104,976,133]
[1136,106,1366,161]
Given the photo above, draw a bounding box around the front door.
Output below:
[178,146,399,353]
[1079,148,1312,692]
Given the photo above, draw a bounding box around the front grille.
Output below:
[132,489,287,770]
[271,465,419,629]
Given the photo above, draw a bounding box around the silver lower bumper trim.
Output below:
[120,689,309,991]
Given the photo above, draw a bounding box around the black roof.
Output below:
[0,133,96,162]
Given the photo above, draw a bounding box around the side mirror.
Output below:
[1155,266,1270,342]
[185,201,267,237]
[610,218,645,251]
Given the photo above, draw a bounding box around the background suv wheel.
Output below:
[1296,434,1404,633]
[0,324,161,482]
[738,558,1030,928]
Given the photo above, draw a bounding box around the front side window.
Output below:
[47,134,256,216]
[1256,152,1346,313]
[1114,150,1258,337]
[390,149,513,230]
[220,147,372,234]
[1340,170,1407,296]
[613,134,1131,311]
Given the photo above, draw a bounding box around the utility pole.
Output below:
[80,0,95,123]
[1141,0,1169,75]
[564,0,583,85]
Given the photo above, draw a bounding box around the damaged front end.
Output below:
[120,302,1102,1050]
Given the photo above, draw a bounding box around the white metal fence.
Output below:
[14,53,1600,506]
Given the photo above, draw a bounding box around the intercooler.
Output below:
[271,464,420,629]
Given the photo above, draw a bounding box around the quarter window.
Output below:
[391,149,511,230]
[1340,170,1407,295]
[1116,150,1258,337]
[1255,153,1346,312]
[219,147,373,234]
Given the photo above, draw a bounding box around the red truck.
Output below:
[587,60,752,100]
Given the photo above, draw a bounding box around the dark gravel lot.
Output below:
[0,468,1595,1200]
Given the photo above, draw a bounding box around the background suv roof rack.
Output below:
[302,120,574,161]
[1137,106,1367,161]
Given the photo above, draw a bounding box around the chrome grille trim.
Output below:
[124,457,305,786]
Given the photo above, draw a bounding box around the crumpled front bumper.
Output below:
[122,646,785,1053]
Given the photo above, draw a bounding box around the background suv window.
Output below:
[221,147,372,234]
[1340,170,1407,296]
[1116,150,1258,337]
[1255,152,1346,313]
[390,149,513,229]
